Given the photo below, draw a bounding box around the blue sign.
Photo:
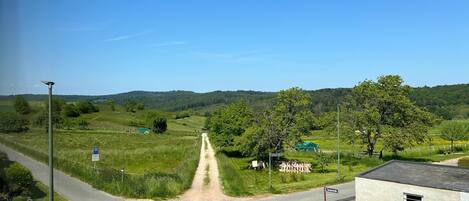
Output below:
[325,187,339,193]
[92,146,100,162]
[92,146,99,155]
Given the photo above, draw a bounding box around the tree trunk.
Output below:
[367,146,374,157]
[451,140,454,152]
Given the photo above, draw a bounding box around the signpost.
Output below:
[323,187,339,201]
[92,146,99,170]
[268,152,282,191]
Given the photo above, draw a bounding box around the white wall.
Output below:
[355,177,463,201]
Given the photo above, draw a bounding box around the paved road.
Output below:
[256,181,355,201]
[0,143,123,201]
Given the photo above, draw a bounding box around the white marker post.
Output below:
[92,146,99,172]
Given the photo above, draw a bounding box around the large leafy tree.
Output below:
[237,87,312,158]
[207,100,253,151]
[440,121,469,151]
[13,96,31,115]
[350,75,436,156]
[76,100,99,114]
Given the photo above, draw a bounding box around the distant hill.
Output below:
[1,84,468,119]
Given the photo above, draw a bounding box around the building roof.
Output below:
[357,160,469,193]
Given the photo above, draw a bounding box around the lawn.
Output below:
[0,112,205,199]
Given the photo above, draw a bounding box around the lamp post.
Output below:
[337,104,340,181]
[42,81,55,201]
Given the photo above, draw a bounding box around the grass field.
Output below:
[0,102,206,199]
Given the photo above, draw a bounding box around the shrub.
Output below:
[62,104,80,117]
[13,96,31,115]
[458,157,469,168]
[290,174,298,182]
[76,100,99,114]
[314,152,333,173]
[5,163,34,196]
[152,117,167,134]
[33,110,63,130]
[77,119,89,130]
[0,112,29,133]
[454,146,465,152]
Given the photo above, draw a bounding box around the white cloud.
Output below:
[151,41,186,47]
[105,31,152,42]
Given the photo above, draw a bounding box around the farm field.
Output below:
[0,103,206,199]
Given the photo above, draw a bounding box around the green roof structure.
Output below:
[295,141,320,152]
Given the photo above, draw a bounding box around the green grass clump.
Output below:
[0,152,67,201]
[458,157,469,168]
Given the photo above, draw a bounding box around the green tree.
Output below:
[0,112,29,133]
[350,75,436,156]
[76,100,99,114]
[440,121,469,152]
[106,100,116,111]
[314,152,333,173]
[237,87,312,158]
[152,117,167,134]
[207,101,253,151]
[136,102,145,110]
[62,104,80,117]
[124,100,137,112]
[13,96,31,115]
[45,98,65,113]
[33,109,63,131]
[5,163,34,196]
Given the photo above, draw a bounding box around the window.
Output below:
[404,193,423,201]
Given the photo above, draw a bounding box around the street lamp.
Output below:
[42,81,55,201]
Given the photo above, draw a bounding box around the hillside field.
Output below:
[0,102,206,199]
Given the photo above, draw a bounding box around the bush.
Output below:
[77,119,89,130]
[5,163,34,196]
[76,100,99,114]
[454,146,465,152]
[152,117,167,134]
[13,96,31,115]
[0,112,29,133]
[458,157,469,168]
[33,110,63,130]
[62,104,80,117]
[174,112,190,119]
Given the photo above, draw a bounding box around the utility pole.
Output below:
[269,152,272,191]
[337,104,340,181]
[42,81,55,201]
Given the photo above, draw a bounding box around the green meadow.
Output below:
[0,100,205,199]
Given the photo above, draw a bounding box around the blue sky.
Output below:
[1,0,469,95]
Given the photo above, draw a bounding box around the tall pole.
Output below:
[269,152,272,191]
[43,81,55,201]
[48,83,54,201]
[337,104,340,181]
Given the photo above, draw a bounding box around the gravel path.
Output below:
[175,133,239,201]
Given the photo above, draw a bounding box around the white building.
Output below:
[356,160,469,201]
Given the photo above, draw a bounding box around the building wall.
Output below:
[355,177,466,201]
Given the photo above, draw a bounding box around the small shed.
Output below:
[137,128,151,134]
[295,141,320,152]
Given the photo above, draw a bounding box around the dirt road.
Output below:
[176,133,236,201]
